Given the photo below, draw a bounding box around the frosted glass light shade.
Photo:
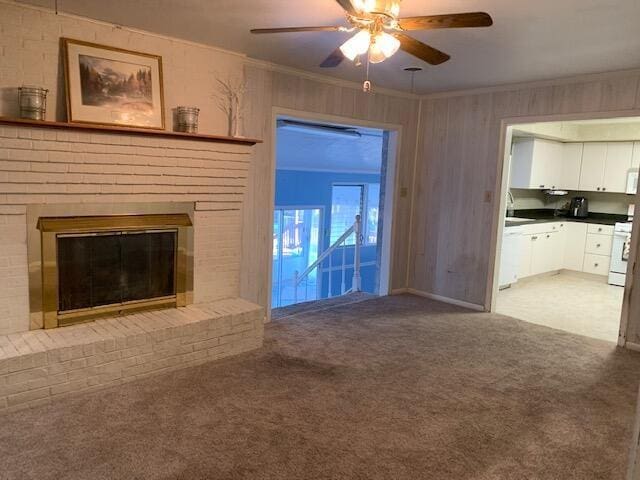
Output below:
[340,30,371,61]
[376,32,400,57]
[368,32,401,63]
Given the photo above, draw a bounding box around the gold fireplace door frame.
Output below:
[37,214,194,329]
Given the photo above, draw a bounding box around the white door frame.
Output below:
[269,107,402,313]
[487,109,640,347]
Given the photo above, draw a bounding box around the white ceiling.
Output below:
[21,0,640,93]
[276,123,383,173]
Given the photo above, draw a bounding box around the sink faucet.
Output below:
[506,190,515,217]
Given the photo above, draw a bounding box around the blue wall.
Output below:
[275,169,381,297]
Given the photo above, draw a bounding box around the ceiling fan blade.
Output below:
[394,33,450,65]
[251,26,342,34]
[398,12,493,31]
[335,0,357,15]
[320,48,345,68]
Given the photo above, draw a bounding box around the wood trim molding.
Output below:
[407,288,486,312]
[0,117,262,146]
[419,67,640,100]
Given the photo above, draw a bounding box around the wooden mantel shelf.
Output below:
[0,117,262,146]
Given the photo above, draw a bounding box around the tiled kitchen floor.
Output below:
[496,271,625,343]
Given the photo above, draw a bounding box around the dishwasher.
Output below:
[500,226,523,289]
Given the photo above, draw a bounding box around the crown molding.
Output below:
[419,67,640,100]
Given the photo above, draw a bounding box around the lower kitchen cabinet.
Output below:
[513,221,614,281]
[563,223,588,271]
[520,230,562,277]
[583,254,611,276]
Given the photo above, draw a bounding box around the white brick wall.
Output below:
[0,2,245,135]
[0,2,261,335]
[0,124,254,334]
[0,298,264,413]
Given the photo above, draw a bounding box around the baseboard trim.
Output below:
[624,341,640,352]
[407,289,486,312]
[390,288,409,295]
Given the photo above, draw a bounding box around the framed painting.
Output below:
[62,38,165,130]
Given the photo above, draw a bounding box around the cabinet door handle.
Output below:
[597,187,601,191]
[602,187,607,191]
[532,236,538,240]
[546,234,550,238]
[595,263,599,267]
[597,244,601,248]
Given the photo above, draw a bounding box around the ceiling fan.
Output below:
[251,0,493,68]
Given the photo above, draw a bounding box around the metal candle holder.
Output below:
[175,106,200,133]
[18,86,48,120]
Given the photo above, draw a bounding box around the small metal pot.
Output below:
[175,106,200,133]
[18,86,48,121]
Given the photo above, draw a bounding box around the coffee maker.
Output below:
[568,196,589,218]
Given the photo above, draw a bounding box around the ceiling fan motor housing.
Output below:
[352,0,401,18]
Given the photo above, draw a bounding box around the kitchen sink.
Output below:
[505,217,535,223]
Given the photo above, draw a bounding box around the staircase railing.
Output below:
[293,215,362,304]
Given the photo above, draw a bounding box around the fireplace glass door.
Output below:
[57,230,177,313]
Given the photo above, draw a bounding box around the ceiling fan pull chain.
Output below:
[363,51,372,93]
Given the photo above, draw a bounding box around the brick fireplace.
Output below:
[0,121,264,412]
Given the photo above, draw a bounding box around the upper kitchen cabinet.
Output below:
[579,143,607,191]
[511,138,562,189]
[603,142,634,192]
[632,142,640,169]
[579,142,633,193]
[560,143,583,191]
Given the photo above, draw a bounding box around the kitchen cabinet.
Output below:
[603,142,634,193]
[633,142,640,169]
[514,221,613,280]
[578,142,633,193]
[560,143,583,191]
[511,138,562,189]
[585,233,613,255]
[530,231,562,276]
[563,223,588,271]
[583,254,611,276]
[579,143,607,191]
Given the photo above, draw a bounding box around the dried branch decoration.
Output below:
[212,75,247,137]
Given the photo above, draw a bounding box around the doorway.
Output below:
[491,116,640,343]
[270,113,398,313]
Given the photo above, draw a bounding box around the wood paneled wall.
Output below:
[409,68,640,344]
[240,65,420,316]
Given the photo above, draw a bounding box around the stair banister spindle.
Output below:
[352,214,362,292]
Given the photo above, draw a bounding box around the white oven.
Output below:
[609,222,632,287]
[627,171,639,195]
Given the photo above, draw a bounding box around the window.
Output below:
[365,183,380,245]
[330,183,380,246]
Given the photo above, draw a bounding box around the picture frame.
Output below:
[62,38,165,130]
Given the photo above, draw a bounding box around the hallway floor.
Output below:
[1,295,639,479]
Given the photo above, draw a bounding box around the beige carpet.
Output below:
[1,294,639,479]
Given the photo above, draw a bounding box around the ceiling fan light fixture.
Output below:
[352,0,401,17]
[339,30,371,61]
